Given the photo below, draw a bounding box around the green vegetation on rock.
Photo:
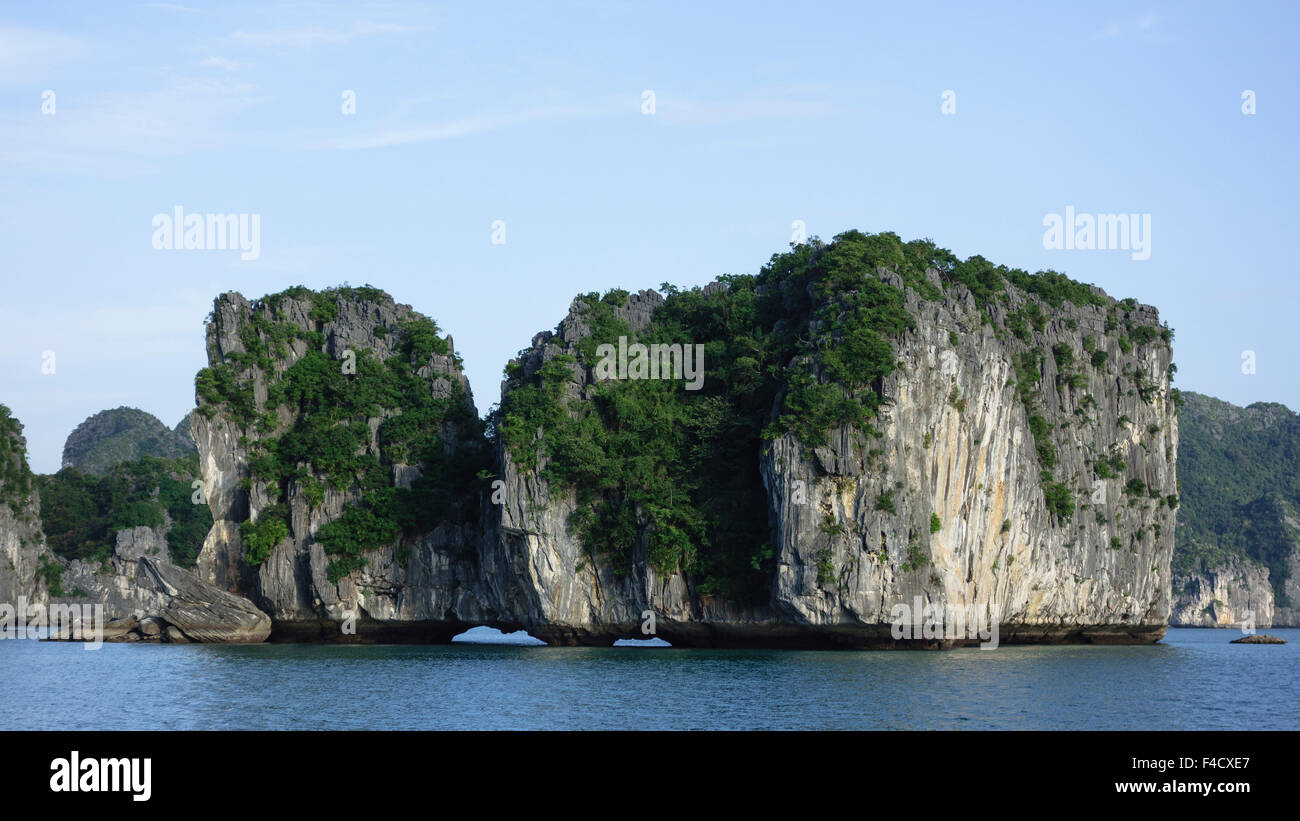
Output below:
[61,407,195,476]
[497,230,1147,601]
[36,455,211,568]
[1174,392,1300,605]
[0,404,35,516]
[198,285,487,582]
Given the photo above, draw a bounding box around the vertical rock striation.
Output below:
[759,278,1177,644]
[178,235,1182,647]
[191,287,491,640]
[1169,556,1273,628]
[0,406,50,608]
[486,235,1179,646]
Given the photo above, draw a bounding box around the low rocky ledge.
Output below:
[1230,634,1287,644]
[47,534,271,644]
[254,618,1167,649]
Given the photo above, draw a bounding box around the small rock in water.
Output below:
[1230,634,1286,644]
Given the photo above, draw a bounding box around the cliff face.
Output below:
[476,290,761,643]
[760,276,1176,644]
[191,288,491,638]
[0,501,45,607]
[0,407,50,607]
[182,235,1180,647]
[488,252,1178,646]
[1172,392,1300,626]
[1169,556,1273,628]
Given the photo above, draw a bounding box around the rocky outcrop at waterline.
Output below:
[189,286,492,638]
[0,403,269,643]
[1231,634,1286,644]
[486,234,1178,646]
[49,524,270,643]
[11,231,1187,648]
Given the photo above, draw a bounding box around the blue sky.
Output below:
[1,1,1297,473]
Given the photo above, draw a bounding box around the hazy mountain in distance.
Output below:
[61,407,196,476]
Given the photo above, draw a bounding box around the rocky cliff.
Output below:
[487,232,1179,646]
[143,233,1182,648]
[759,285,1176,645]
[5,401,270,643]
[1169,555,1273,628]
[190,286,492,639]
[0,405,51,607]
[53,524,270,642]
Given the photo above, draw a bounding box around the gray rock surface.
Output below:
[1231,633,1286,644]
[192,290,490,638]
[1169,555,1274,628]
[0,413,52,608]
[1273,545,1300,626]
[101,275,1181,647]
[482,279,1178,646]
[52,524,271,643]
[0,500,48,607]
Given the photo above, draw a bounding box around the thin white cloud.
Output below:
[314,98,619,150]
[230,20,429,49]
[1102,13,1160,39]
[201,56,246,71]
[315,86,831,151]
[0,77,263,171]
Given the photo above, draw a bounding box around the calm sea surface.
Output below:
[3,627,1297,730]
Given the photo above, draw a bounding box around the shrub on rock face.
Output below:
[1044,482,1074,522]
[239,504,289,566]
[0,404,34,516]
